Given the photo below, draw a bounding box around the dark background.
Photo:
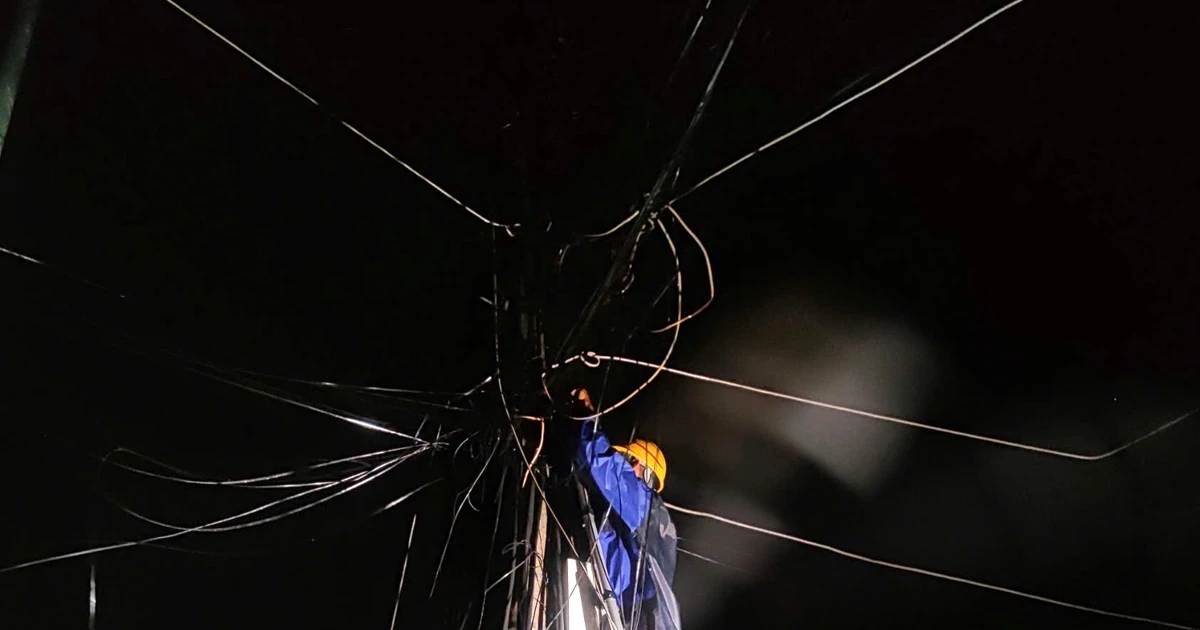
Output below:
[2,0,1198,628]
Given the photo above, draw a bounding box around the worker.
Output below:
[572,387,680,630]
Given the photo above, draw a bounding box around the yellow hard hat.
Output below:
[613,439,667,491]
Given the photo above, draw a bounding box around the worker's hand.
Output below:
[570,387,595,414]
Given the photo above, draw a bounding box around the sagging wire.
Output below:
[388,515,419,630]
[671,0,1030,204]
[158,0,516,232]
[454,430,484,463]
[677,534,761,567]
[104,476,440,562]
[314,372,495,398]
[101,323,441,445]
[1,243,128,298]
[667,502,1197,630]
[677,547,749,574]
[552,204,632,299]
[653,0,751,207]
[521,422,546,489]
[329,387,476,414]
[580,209,639,239]
[486,543,537,595]
[543,219,685,422]
[175,360,427,441]
[463,449,493,513]
[79,463,436,571]
[372,478,444,517]
[100,444,427,490]
[200,362,488,411]
[111,335,456,441]
[108,465,382,534]
[8,249,464,541]
[0,449,408,574]
[0,243,44,265]
[649,205,713,333]
[665,0,715,90]
[560,352,1200,461]
[458,607,476,630]
[108,451,421,535]
[578,218,690,457]
[9,253,472,448]
[142,466,435,549]
[114,447,442,535]
[111,323,497,405]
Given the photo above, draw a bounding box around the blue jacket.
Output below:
[578,421,680,629]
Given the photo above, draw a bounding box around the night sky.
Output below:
[2,0,1198,628]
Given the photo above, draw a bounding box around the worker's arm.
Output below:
[578,421,651,533]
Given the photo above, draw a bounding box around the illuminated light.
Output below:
[566,558,587,630]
